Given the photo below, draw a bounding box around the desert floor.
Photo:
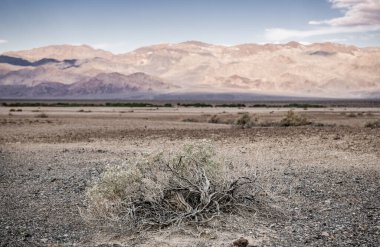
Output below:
[0,106,379,246]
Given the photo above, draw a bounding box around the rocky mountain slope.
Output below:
[1,41,379,99]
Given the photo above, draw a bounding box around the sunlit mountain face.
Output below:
[0,42,379,99]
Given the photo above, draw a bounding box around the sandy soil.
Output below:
[0,106,379,246]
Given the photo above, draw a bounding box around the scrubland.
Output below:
[0,105,379,246]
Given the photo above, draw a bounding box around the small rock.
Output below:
[321,231,329,237]
[233,237,249,247]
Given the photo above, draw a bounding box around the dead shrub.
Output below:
[78,109,92,113]
[182,118,199,122]
[365,119,380,128]
[235,113,256,128]
[82,142,265,232]
[280,111,311,126]
[208,115,220,124]
[35,113,48,118]
[347,112,357,118]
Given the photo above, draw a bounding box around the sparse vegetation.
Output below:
[215,103,246,108]
[235,112,256,128]
[182,118,199,122]
[1,102,173,107]
[347,112,357,118]
[280,110,311,126]
[178,103,213,107]
[35,113,48,118]
[78,109,92,113]
[250,103,325,108]
[9,108,23,112]
[365,119,380,128]
[83,142,264,232]
[208,114,220,123]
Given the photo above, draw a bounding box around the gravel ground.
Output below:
[0,108,379,246]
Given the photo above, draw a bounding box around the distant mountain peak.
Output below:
[285,41,303,48]
[3,44,114,61]
[179,41,212,47]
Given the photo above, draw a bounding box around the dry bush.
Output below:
[182,118,199,123]
[78,109,92,113]
[82,142,265,232]
[9,108,22,112]
[347,112,357,118]
[235,113,256,128]
[208,114,235,124]
[365,119,380,128]
[208,115,220,123]
[280,111,311,126]
[35,113,48,118]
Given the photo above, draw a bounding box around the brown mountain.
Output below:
[0,41,379,98]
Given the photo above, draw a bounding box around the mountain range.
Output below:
[0,41,379,99]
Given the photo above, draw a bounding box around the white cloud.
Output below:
[265,0,380,42]
[310,0,380,27]
[0,39,8,44]
[265,25,380,41]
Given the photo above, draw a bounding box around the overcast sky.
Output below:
[0,0,379,53]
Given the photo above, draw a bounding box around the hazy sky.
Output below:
[0,0,379,53]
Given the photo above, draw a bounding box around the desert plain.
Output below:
[0,102,379,247]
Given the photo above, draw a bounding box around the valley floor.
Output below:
[0,106,379,246]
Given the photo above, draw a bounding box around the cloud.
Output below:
[265,0,380,42]
[265,25,380,41]
[0,39,8,44]
[310,0,380,27]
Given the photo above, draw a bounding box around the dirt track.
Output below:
[0,107,379,246]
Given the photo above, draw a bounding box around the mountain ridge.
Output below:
[1,41,379,99]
